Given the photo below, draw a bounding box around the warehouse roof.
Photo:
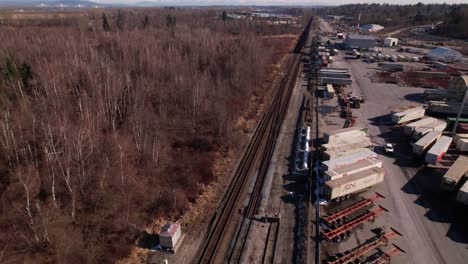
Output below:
[427,47,463,63]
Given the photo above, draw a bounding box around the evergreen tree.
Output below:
[19,63,32,88]
[116,10,124,31]
[143,15,149,28]
[102,13,110,32]
[222,11,227,21]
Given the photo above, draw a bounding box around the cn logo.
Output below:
[345,183,356,190]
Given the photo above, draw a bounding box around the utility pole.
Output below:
[451,85,468,137]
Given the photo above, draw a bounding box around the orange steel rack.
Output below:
[322,206,388,241]
[326,228,402,264]
[322,193,385,225]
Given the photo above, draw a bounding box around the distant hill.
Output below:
[0,0,104,7]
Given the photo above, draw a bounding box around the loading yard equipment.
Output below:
[326,228,402,264]
[367,244,406,264]
[322,206,388,241]
[322,193,384,225]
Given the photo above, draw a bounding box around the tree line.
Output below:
[319,3,468,39]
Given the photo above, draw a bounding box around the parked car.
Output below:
[384,143,394,154]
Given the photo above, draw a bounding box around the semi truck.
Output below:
[440,155,468,192]
[323,167,385,200]
[425,136,453,164]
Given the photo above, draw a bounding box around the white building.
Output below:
[384,37,398,47]
[159,222,182,249]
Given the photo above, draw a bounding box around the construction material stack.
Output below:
[321,127,384,201]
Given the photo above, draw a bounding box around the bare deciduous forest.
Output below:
[0,9,300,263]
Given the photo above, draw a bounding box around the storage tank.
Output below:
[321,149,378,172]
[456,181,468,205]
[324,167,385,200]
[413,130,442,156]
[323,126,367,144]
[392,107,425,124]
[403,117,437,136]
[411,119,447,140]
[425,136,453,164]
[324,157,382,181]
[440,155,468,191]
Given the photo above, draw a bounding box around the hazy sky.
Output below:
[91,0,468,4]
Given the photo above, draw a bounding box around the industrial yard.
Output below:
[310,17,468,264]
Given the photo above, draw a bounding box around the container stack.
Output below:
[321,127,384,201]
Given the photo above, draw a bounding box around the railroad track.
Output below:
[196,19,312,264]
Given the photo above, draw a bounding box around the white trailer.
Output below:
[321,150,378,172]
[324,157,382,181]
[456,181,468,205]
[403,117,437,136]
[411,120,447,140]
[391,107,425,124]
[323,147,371,161]
[324,167,385,200]
[428,101,468,115]
[440,155,468,191]
[322,137,374,153]
[323,126,367,144]
[425,136,453,165]
[326,84,335,98]
[456,138,468,152]
[413,130,442,156]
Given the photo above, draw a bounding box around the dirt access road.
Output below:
[319,17,468,264]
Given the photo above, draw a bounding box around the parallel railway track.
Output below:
[196,18,313,264]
